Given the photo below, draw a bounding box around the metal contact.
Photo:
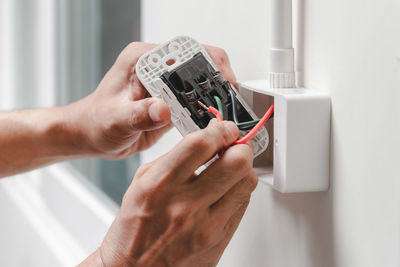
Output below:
[197,78,212,92]
[184,89,197,102]
[213,71,225,84]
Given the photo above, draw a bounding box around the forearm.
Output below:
[0,104,92,177]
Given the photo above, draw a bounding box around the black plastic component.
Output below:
[161,53,253,129]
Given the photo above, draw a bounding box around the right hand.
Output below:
[96,120,258,267]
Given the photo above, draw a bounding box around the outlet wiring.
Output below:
[229,89,240,124]
[236,119,260,128]
[213,95,273,130]
[197,101,223,121]
[234,103,274,145]
[213,95,225,120]
[198,100,274,145]
[228,90,262,130]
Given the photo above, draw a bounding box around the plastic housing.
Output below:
[135,36,269,157]
[239,80,331,192]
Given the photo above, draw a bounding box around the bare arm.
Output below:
[0,106,89,177]
[0,42,235,178]
[0,43,171,178]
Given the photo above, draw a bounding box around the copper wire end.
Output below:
[197,101,208,110]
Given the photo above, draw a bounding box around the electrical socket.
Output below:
[239,80,331,193]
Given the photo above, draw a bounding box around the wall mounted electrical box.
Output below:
[239,80,331,193]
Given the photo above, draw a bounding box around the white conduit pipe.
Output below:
[269,0,296,88]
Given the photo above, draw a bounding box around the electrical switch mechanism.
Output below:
[136,36,270,157]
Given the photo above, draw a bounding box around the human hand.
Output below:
[81,120,257,266]
[66,42,236,160]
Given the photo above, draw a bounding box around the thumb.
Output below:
[128,97,171,131]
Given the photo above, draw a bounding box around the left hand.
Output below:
[66,42,236,160]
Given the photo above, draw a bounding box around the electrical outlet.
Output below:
[239,80,331,192]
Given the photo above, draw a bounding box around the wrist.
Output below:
[36,104,95,159]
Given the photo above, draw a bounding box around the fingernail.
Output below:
[148,102,162,122]
[225,121,239,137]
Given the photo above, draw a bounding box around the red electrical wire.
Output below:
[197,101,274,145]
[234,104,274,145]
[198,101,223,121]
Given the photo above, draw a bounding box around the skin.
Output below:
[86,120,257,267]
[0,42,257,266]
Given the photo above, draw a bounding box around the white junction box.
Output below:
[239,80,331,193]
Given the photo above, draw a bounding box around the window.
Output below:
[56,0,141,204]
[0,0,141,205]
[1,1,143,264]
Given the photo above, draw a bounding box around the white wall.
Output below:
[0,0,56,109]
[142,1,400,267]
